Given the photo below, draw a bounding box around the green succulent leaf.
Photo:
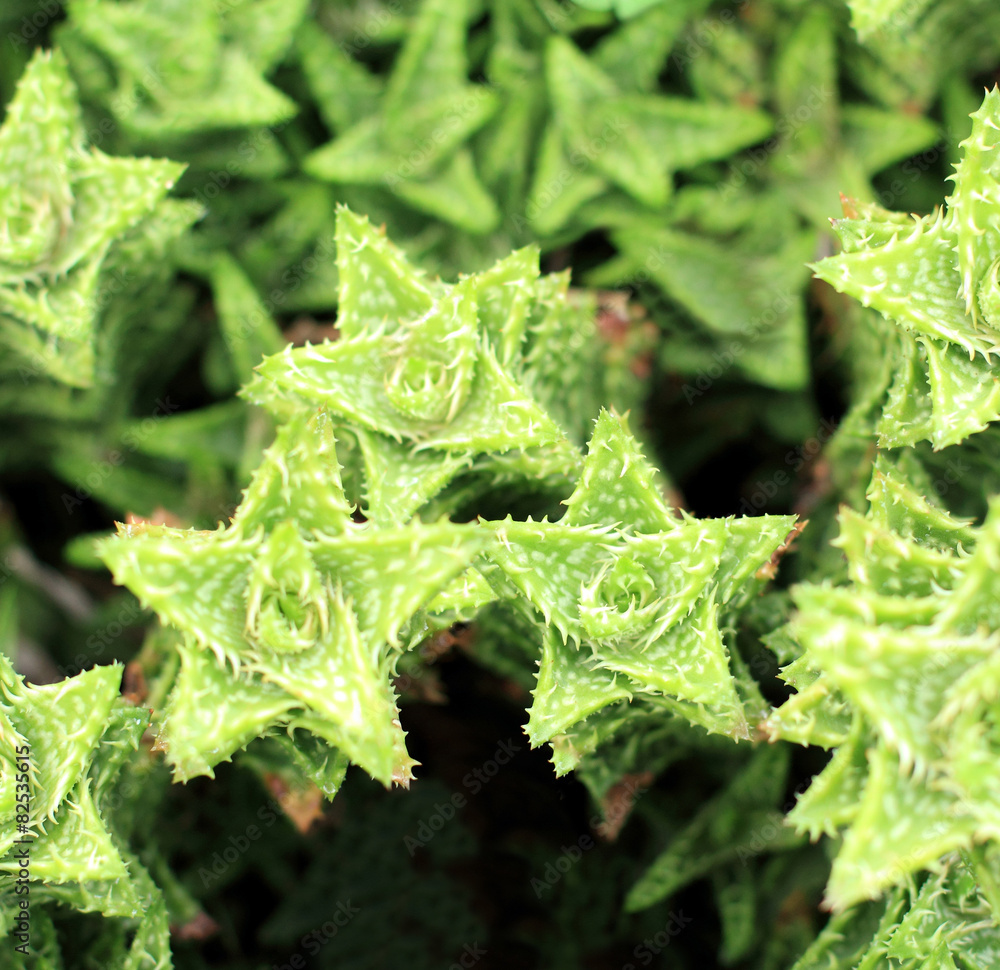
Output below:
[98,408,481,786]
[64,0,301,142]
[0,49,185,387]
[771,459,1000,911]
[484,410,797,750]
[0,652,172,949]
[815,87,1000,450]
[626,745,800,912]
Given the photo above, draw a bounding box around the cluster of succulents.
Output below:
[7,0,1000,967]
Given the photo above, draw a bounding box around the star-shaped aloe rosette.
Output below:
[97,408,482,789]
[479,409,799,765]
[302,0,500,235]
[844,0,1000,114]
[588,5,941,394]
[298,0,775,252]
[240,206,657,642]
[243,207,587,528]
[0,49,186,388]
[764,456,1000,912]
[0,651,171,965]
[812,88,1000,452]
[60,0,303,163]
[526,32,774,241]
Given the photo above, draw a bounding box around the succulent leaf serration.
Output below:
[483,410,798,752]
[791,850,1000,970]
[98,410,481,788]
[813,89,1000,450]
[0,49,185,387]
[99,206,797,792]
[0,649,170,964]
[244,205,612,523]
[768,456,1000,911]
[244,209,567,460]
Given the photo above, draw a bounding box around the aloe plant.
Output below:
[0,49,188,388]
[6,3,1000,968]
[96,207,795,796]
